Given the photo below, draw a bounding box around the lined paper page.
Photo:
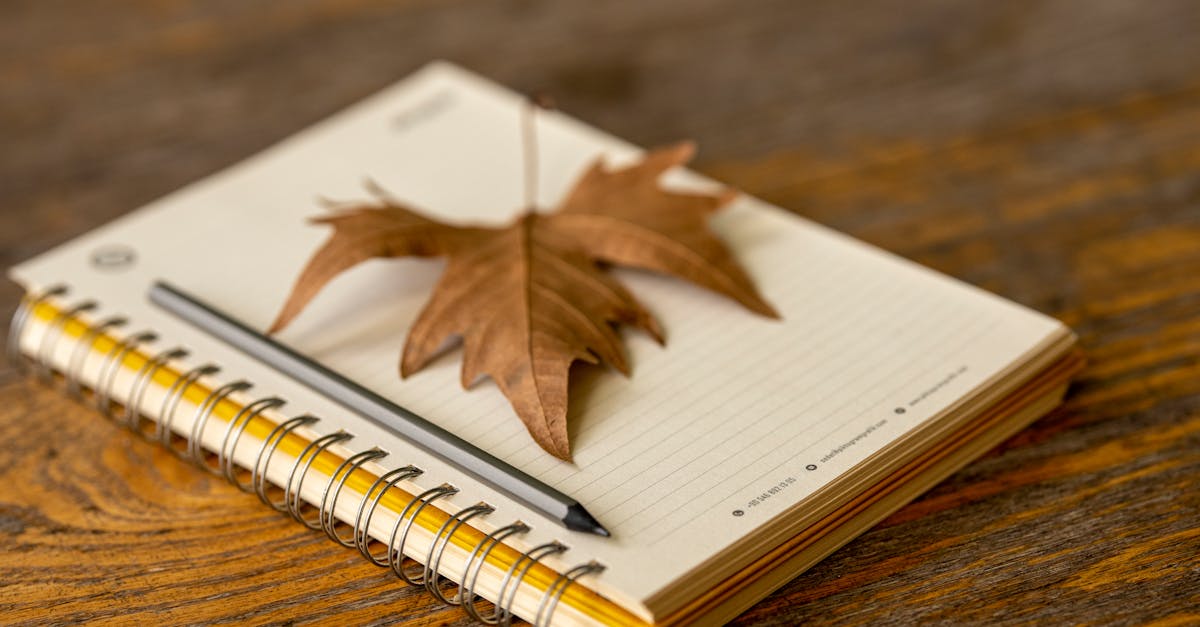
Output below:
[301,195,1059,583]
[11,63,1064,608]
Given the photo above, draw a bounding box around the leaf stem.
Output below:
[523,98,537,212]
[523,94,554,213]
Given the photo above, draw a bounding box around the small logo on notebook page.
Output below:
[90,245,136,271]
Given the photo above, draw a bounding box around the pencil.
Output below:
[148,281,609,536]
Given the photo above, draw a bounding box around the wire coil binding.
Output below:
[125,346,189,436]
[320,447,388,545]
[285,429,354,527]
[189,379,253,467]
[158,362,220,452]
[425,502,496,604]
[5,286,605,626]
[219,395,286,487]
[354,465,424,564]
[389,483,460,584]
[36,299,96,383]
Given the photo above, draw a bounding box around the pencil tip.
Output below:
[565,503,611,537]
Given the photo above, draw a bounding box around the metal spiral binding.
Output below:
[35,300,96,383]
[354,465,425,564]
[253,414,320,510]
[460,520,532,620]
[125,347,190,436]
[535,561,607,627]
[188,379,253,467]
[67,316,128,399]
[424,502,497,604]
[389,484,460,584]
[157,363,220,452]
[320,447,389,545]
[284,429,354,528]
[496,541,571,626]
[219,396,286,487]
[6,286,605,626]
[7,284,67,373]
[94,330,158,419]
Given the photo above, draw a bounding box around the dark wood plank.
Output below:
[2,0,1198,624]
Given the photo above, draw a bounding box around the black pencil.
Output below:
[149,280,609,537]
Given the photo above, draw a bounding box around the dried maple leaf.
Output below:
[270,142,777,460]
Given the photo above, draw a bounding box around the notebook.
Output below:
[7,62,1082,626]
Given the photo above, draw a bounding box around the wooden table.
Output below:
[2,1,1198,624]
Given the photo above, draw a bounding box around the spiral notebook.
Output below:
[7,62,1082,625]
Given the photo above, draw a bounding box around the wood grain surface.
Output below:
[2,1,1198,624]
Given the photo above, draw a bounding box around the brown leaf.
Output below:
[551,142,779,318]
[269,193,488,334]
[271,144,775,460]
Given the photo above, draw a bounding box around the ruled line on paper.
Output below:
[583,278,939,512]
[561,266,898,497]
[556,272,986,527]
[599,303,978,528]
[643,317,998,545]
[485,255,831,465]
[620,313,985,538]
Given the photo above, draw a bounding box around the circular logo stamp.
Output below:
[90,245,136,271]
